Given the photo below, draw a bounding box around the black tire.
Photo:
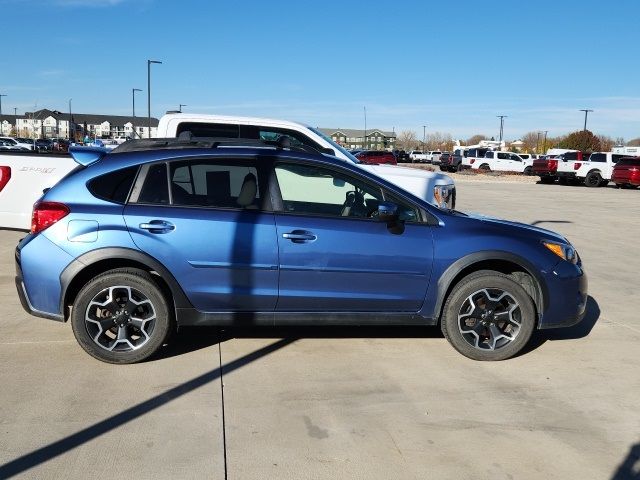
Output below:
[456,163,464,172]
[524,166,532,176]
[440,271,536,361]
[479,164,490,171]
[439,166,447,171]
[558,177,568,185]
[71,268,172,364]
[584,170,602,188]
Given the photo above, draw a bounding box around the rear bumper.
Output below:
[533,170,556,177]
[612,172,640,185]
[556,171,577,179]
[15,249,64,321]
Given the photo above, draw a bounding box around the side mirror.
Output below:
[376,202,404,234]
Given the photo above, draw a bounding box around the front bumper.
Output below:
[538,260,588,329]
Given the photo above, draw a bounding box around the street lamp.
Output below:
[363,106,367,150]
[0,94,6,116]
[579,109,593,131]
[543,130,548,153]
[423,125,427,152]
[536,132,541,153]
[497,115,507,144]
[147,59,162,138]
[179,104,187,113]
[132,88,142,118]
[68,98,73,141]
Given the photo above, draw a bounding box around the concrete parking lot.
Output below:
[1,179,639,480]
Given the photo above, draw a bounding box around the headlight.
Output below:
[434,185,456,210]
[543,241,578,264]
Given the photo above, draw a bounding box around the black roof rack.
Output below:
[111,135,326,156]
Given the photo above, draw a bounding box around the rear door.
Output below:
[271,160,433,317]
[123,157,279,315]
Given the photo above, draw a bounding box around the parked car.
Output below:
[355,150,397,165]
[0,139,29,151]
[35,139,54,152]
[439,153,456,172]
[472,151,534,174]
[460,147,491,170]
[612,157,640,188]
[0,137,34,151]
[428,151,443,165]
[393,149,410,162]
[15,138,587,364]
[533,155,560,183]
[556,151,627,187]
[409,150,428,163]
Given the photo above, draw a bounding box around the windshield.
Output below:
[307,127,360,163]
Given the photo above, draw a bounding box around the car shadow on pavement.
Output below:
[611,442,640,480]
[521,295,600,356]
[153,327,233,360]
[0,337,296,479]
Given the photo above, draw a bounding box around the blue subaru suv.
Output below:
[15,138,587,363]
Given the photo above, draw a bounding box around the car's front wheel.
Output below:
[441,271,536,361]
[71,268,172,364]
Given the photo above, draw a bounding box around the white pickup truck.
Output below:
[556,151,628,187]
[0,114,455,230]
[408,150,429,163]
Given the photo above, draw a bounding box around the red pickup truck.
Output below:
[534,151,587,184]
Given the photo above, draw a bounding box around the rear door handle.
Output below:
[282,230,317,243]
[139,220,175,233]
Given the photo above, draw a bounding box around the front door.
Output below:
[272,162,434,313]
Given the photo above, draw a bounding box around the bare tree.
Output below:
[396,130,417,151]
[627,137,640,147]
[520,131,542,153]
[597,135,615,152]
[425,132,455,151]
[465,134,488,145]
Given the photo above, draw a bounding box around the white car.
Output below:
[156,113,455,209]
[556,151,628,187]
[461,147,491,169]
[472,151,534,174]
[0,139,29,151]
[408,150,428,163]
[0,137,33,151]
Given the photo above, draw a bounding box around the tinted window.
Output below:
[509,154,521,161]
[175,122,240,138]
[616,158,640,167]
[170,160,260,209]
[88,166,138,204]
[138,163,169,204]
[590,153,606,162]
[497,152,509,159]
[485,151,494,159]
[612,154,625,163]
[564,152,580,161]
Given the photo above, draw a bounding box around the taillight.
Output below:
[574,162,582,170]
[470,159,475,164]
[0,166,11,192]
[31,201,69,234]
[549,160,558,169]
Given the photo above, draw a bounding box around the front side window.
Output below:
[274,163,419,222]
[497,152,509,159]
[590,153,606,163]
[170,160,261,209]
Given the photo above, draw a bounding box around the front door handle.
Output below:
[282,230,317,243]
[139,220,175,233]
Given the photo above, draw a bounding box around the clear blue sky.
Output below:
[1,0,639,140]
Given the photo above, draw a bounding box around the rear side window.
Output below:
[176,122,240,138]
[137,163,169,204]
[485,152,494,159]
[87,166,138,204]
[590,153,606,162]
[170,160,261,209]
[497,152,509,159]
[612,154,625,163]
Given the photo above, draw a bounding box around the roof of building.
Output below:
[319,127,396,138]
[14,109,159,127]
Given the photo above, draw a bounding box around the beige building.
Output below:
[319,128,396,151]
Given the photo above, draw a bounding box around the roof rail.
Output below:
[111,135,325,156]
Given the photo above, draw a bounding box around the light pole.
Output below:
[132,88,142,118]
[497,115,507,144]
[68,98,73,141]
[423,125,427,152]
[179,104,187,113]
[536,132,541,153]
[363,106,367,150]
[579,109,593,131]
[543,130,548,153]
[0,94,6,116]
[147,59,162,138]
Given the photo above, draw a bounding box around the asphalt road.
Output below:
[0,179,639,479]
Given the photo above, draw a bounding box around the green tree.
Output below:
[558,130,601,152]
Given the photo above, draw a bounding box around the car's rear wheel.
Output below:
[479,164,490,171]
[585,171,603,188]
[524,166,533,176]
[71,268,172,364]
[441,271,535,361]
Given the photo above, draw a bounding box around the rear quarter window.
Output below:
[87,166,138,204]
